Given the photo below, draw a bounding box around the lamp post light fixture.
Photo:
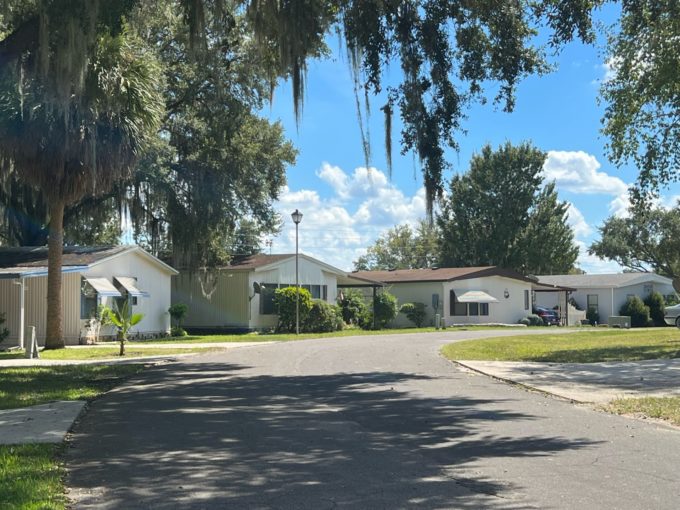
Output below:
[291,209,303,334]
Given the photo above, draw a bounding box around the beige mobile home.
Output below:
[173,253,360,331]
[0,246,178,347]
[351,266,549,327]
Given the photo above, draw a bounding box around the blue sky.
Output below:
[263,10,679,273]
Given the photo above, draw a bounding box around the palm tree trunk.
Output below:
[44,198,65,349]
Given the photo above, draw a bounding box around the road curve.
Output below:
[66,329,680,509]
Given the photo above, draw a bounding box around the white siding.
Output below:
[83,251,173,337]
[542,280,676,325]
[442,276,532,325]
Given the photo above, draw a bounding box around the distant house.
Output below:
[350,266,548,327]
[0,246,178,348]
[172,254,371,331]
[535,273,676,324]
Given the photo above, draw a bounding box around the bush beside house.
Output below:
[338,289,369,326]
[620,296,650,327]
[304,300,344,332]
[373,292,399,329]
[274,287,313,333]
[400,302,427,327]
[586,307,600,326]
[644,292,666,326]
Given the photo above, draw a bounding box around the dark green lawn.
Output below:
[0,364,144,410]
[0,444,65,509]
[441,329,680,363]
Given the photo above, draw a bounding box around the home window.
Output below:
[322,285,328,300]
[469,303,479,316]
[260,284,277,315]
[524,290,530,310]
[480,303,489,316]
[80,278,98,319]
[310,285,321,299]
[587,294,598,312]
[449,290,468,316]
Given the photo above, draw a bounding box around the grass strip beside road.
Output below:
[0,444,65,509]
[441,329,680,363]
[607,397,680,427]
[0,365,145,410]
[0,346,217,361]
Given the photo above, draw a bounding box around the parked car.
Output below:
[663,304,680,327]
[532,306,560,326]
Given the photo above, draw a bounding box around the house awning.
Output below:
[455,290,499,303]
[114,276,150,297]
[85,277,122,297]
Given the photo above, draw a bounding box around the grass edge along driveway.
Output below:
[441,328,680,364]
[0,364,148,509]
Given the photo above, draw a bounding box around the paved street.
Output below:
[66,330,680,509]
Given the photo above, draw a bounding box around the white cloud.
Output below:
[272,164,427,270]
[543,151,629,196]
[574,240,623,274]
[608,192,631,218]
[566,203,591,238]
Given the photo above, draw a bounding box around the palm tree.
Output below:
[104,300,144,357]
[0,25,163,348]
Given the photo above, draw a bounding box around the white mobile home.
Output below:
[173,254,357,331]
[535,273,676,324]
[0,246,177,347]
[350,266,544,327]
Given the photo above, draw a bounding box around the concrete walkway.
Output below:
[456,358,680,403]
[0,401,86,444]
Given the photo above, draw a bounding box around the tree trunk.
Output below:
[44,198,65,349]
[119,332,125,356]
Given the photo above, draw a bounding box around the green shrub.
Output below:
[338,289,368,325]
[170,326,187,337]
[399,302,427,327]
[619,296,650,328]
[274,286,313,332]
[644,291,666,326]
[517,318,530,326]
[304,300,344,332]
[358,308,374,330]
[526,314,544,326]
[0,312,8,342]
[586,307,600,326]
[373,291,398,329]
[168,303,189,329]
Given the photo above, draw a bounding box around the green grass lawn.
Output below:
[135,325,526,344]
[0,364,145,410]
[0,444,65,509]
[0,346,217,361]
[607,396,680,426]
[441,328,680,363]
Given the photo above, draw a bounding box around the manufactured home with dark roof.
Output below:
[351,266,547,327]
[0,245,178,347]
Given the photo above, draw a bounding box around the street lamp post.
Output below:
[291,209,303,334]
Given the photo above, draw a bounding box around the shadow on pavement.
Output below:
[66,362,599,509]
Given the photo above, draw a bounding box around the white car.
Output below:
[663,304,680,327]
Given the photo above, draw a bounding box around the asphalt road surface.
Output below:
[66,330,680,509]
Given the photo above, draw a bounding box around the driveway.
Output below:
[66,329,680,509]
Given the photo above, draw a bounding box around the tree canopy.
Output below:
[601,0,680,200]
[589,205,680,279]
[353,220,438,270]
[437,142,579,274]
